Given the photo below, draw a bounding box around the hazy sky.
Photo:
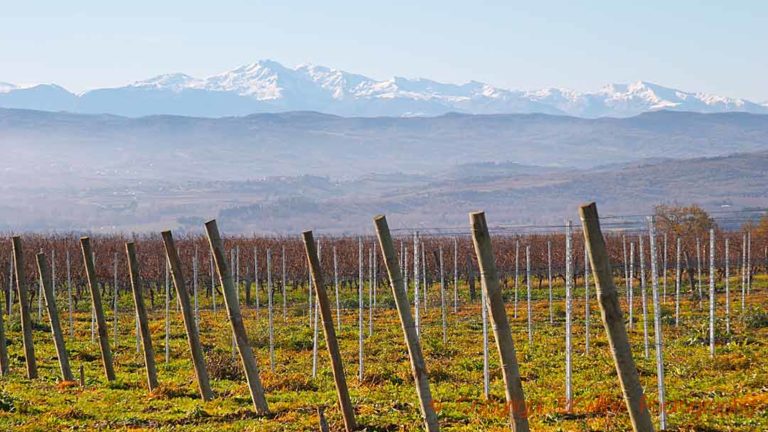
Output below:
[1,1,766,100]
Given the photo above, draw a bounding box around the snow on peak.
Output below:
[203,60,293,99]
[294,64,374,99]
[110,61,765,116]
[130,73,201,91]
[0,82,17,93]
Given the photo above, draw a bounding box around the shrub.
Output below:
[0,390,15,412]
[206,350,244,381]
[741,307,768,329]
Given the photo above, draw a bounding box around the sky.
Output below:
[1,1,766,100]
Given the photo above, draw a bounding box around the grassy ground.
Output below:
[0,275,766,431]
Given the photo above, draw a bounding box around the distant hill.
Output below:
[2,109,768,187]
[0,139,765,233]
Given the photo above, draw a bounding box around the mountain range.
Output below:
[2,60,767,118]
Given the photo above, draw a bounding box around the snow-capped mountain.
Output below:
[0,82,18,93]
[1,60,765,118]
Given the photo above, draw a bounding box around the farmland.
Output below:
[0,227,765,431]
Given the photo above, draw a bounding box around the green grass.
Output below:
[0,275,766,431]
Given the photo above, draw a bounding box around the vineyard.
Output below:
[0,208,766,431]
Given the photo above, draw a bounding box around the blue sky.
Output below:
[1,1,766,100]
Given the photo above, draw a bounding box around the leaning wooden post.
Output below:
[374,215,440,432]
[469,212,529,432]
[80,237,116,381]
[579,202,654,432]
[303,231,357,432]
[36,253,75,381]
[204,220,269,414]
[12,236,37,378]
[161,231,214,401]
[125,242,160,392]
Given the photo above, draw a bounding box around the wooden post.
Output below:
[318,407,330,432]
[579,202,655,432]
[12,236,37,378]
[36,253,75,381]
[204,220,269,414]
[125,242,160,392]
[80,237,116,381]
[374,215,440,432]
[162,231,214,401]
[469,212,529,432]
[303,231,357,432]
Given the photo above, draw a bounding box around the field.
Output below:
[0,232,766,432]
